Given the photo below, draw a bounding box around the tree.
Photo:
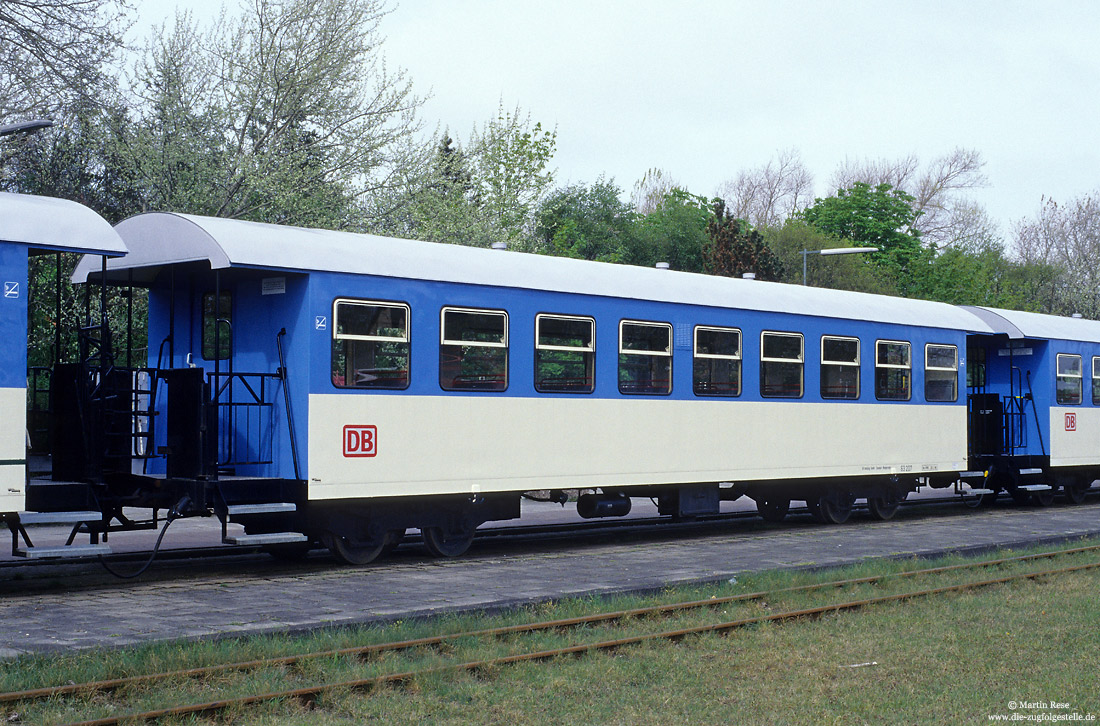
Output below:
[829,148,989,248]
[716,148,814,231]
[1014,192,1100,317]
[534,178,636,262]
[766,221,897,294]
[0,0,130,120]
[382,107,556,248]
[627,188,712,272]
[630,168,678,215]
[798,182,922,279]
[117,0,422,228]
[703,202,783,281]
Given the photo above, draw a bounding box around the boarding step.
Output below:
[1019,469,1044,476]
[14,543,112,559]
[1018,484,1052,492]
[18,510,102,526]
[964,488,995,495]
[223,532,308,546]
[225,503,297,518]
[958,471,985,479]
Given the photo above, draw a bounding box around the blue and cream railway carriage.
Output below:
[5,193,1099,563]
[71,211,998,561]
[0,193,127,539]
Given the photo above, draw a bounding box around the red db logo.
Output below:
[1065,413,1077,432]
[343,425,377,457]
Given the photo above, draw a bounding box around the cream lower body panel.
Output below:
[1049,407,1100,468]
[306,394,967,501]
[0,386,26,513]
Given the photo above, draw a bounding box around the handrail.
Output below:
[276,329,302,482]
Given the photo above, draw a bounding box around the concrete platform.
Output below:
[1,500,1098,658]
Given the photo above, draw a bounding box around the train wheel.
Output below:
[756,498,790,522]
[866,491,905,521]
[814,493,854,525]
[1063,482,1089,505]
[322,531,385,566]
[422,526,475,558]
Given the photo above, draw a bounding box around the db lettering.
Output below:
[343,425,377,457]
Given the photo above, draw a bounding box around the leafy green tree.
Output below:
[627,189,712,272]
[534,178,636,262]
[703,201,783,281]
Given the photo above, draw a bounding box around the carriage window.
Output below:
[694,326,741,397]
[202,291,232,360]
[967,346,986,388]
[761,331,803,398]
[535,314,594,393]
[875,340,911,401]
[331,299,410,389]
[1093,357,1100,406]
[1057,354,1082,405]
[619,320,672,394]
[440,308,508,391]
[925,344,958,402]
[820,336,859,399]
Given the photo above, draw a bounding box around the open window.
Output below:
[760,331,803,398]
[925,344,958,402]
[440,307,508,391]
[694,326,741,397]
[331,299,410,389]
[619,320,672,394]
[820,336,859,399]
[535,314,595,393]
[875,340,911,401]
[1057,353,1082,405]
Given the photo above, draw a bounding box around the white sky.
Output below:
[128,0,1100,236]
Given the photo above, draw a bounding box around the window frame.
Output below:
[924,343,959,403]
[875,339,912,401]
[819,335,860,400]
[534,313,596,394]
[618,319,673,395]
[439,306,509,392]
[331,297,411,390]
[760,330,804,399]
[693,325,742,397]
[1093,356,1100,406]
[1056,353,1083,406]
[201,290,232,361]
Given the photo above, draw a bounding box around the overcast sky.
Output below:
[130,0,1100,237]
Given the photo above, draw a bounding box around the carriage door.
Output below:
[966,338,1002,460]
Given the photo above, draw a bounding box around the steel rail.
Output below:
[6,543,1099,709]
[54,559,1100,726]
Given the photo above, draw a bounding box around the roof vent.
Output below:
[490,241,507,250]
[1072,313,1084,319]
[742,272,756,280]
[655,262,670,270]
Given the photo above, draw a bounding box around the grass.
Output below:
[4,539,1100,724]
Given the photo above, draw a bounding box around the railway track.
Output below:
[5,542,1100,725]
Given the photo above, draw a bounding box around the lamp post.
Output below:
[801,246,879,285]
[0,119,53,138]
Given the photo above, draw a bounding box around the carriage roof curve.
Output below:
[962,305,1100,344]
[76,211,996,333]
[0,192,127,255]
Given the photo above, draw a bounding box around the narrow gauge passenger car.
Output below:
[68,210,993,563]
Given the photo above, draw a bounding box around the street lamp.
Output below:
[801,246,879,285]
[0,119,53,138]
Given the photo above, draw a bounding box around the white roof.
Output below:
[77,211,994,332]
[964,306,1100,344]
[0,192,127,255]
